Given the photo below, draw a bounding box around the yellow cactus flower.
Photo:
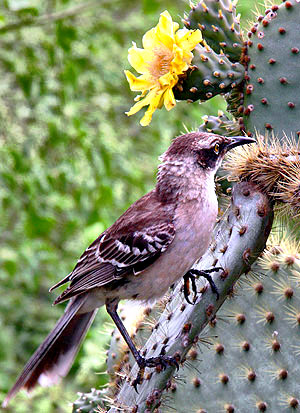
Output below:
[124,10,202,126]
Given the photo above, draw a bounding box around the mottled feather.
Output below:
[51,190,176,304]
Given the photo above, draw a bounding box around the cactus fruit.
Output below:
[105,182,273,412]
[166,231,300,412]
[183,0,243,61]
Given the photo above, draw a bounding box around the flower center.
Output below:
[149,45,173,79]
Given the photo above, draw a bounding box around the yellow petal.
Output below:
[124,70,153,92]
[175,27,189,42]
[140,90,164,126]
[158,11,179,37]
[134,89,148,101]
[163,87,176,111]
[159,72,177,88]
[175,28,202,52]
[155,11,178,50]
[126,88,156,116]
[142,27,157,49]
[157,93,165,109]
[171,46,189,72]
[156,27,174,50]
[128,45,153,74]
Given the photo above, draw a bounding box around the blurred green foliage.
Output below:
[0,0,254,411]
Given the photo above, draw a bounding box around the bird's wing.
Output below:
[51,221,175,304]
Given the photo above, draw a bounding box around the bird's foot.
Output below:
[184,267,222,303]
[183,271,198,305]
[132,354,179,391]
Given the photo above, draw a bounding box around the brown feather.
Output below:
[52,190,176,305]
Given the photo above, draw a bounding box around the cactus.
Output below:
[104,181,273,412]
[198,111,238,136]
[174,44,245,102]
[183,0,243,61]
[224,134,300,218]
[175,0,300,138]
[242,1,300,136]
[166,233,300,412]
[72,388,107,413]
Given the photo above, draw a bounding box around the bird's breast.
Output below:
[88,186,218,305]
[125,192,218,302]
[173,192,218,268]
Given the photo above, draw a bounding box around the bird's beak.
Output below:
[225,136,256,152]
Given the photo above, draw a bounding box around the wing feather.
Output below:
[52,222,175,304]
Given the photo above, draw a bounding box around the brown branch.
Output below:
[0,1,99,34]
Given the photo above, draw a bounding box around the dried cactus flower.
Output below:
[223,133,300,216]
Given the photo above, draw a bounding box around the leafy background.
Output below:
[0,0,257,411]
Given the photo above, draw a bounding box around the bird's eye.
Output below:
[214,143,220,155]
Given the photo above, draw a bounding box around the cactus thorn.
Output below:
[257,401,267,411]
[219,373,229,384]
[200,1,209,12]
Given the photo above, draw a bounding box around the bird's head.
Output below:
[161,131,256,173]
[156,132,255,202]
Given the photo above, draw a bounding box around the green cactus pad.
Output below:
[167,234,300,412]
[72,388,107,413]
[183,0,243,61]
[243,0,300,138]
[174,44,244,102]
[198,111,238,135]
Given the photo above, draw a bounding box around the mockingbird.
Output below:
[3,131,254,406]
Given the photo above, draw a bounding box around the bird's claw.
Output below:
[183,271,198,305]
[184,267,222,303]
[132,354,179,391]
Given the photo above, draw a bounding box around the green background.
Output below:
[0,0,258,411]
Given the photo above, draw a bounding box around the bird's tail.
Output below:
[2,294,97,408]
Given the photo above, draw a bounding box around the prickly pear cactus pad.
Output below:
[183,0,243,61]
[173,44,245,102]
[167,232,300,413]
[243,0,300,137]
[73,388,107,413]
[198,111,238,135]
[174,0,300,139]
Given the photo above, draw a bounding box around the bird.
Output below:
[2,131,255,407]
